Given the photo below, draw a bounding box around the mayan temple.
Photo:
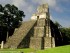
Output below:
[30,4,55,49]
[3,3,62,49]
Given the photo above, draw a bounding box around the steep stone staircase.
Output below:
[4,20,36,48]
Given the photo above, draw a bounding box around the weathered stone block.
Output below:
[30,37,43,49]
[37,19,46,26]
[51,37,55,48]
[34,27,45,37]
[44,37,52,49]
[46,26,51,37]
[46,26,49,37]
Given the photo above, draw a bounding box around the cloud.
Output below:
[27,5,34,13]
[61,0,70,2]
[50,15,53,20]
[12,0,34,12]
[31,0,57,7]
[47,0,57,7]
[0,0,63,15]
[11,0,63,21]
[12,0,35,21]
[0,0,13,6]
[50,15,55,21]
[12,0,26,8]
[31,0,63,13]
[0,0,63,21]
[12,0,34,16]
[55,6,63,13]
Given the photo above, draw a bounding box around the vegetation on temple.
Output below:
[0,4,25,43]
[54,21,70,44]
[60,27,70,44]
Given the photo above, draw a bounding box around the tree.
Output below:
[54,21,70,44]
[0,4,25,42]
[54,21,62,28]
[60,27,70,44]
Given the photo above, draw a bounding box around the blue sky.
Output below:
[0,0,70,27]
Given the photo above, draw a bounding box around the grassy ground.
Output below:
[36,45,70,53]
[0,45,70,53]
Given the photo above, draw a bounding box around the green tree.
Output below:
[54,21,62,28]
[60,28,70,44]
[0,4,25,42]
[54,21,70,44]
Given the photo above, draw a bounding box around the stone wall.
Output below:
[30,37,44,49]
[30,17,55,49]
[29,4,55,49]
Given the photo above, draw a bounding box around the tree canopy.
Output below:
[0,4,25,28]
[54,21,62,28]
[0,4,25,42]
[54,21,70,44]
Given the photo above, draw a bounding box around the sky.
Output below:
[0,0,70,27]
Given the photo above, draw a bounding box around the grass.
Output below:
[36,45,70,53]
[0,45,70,53]
[0,48,34,53]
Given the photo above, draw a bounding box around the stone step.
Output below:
[4,20,36,48]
